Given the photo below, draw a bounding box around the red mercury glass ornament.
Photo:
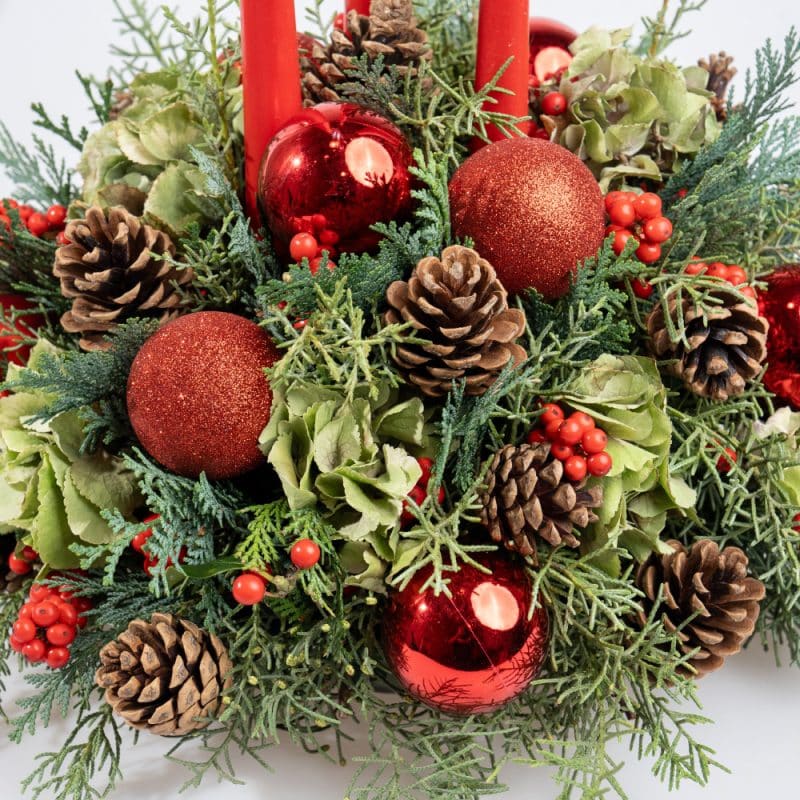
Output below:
[258,103,414,260]
[529,17,576,82]
[382,551,550,715]
[759,267,800,408]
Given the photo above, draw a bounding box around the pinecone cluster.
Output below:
[96,613,233,736]
[53,206,192,351]
[480,442,603,565]
[647,289,768,401]
[699,51,737,121]
[300,0,431,105]
[384,245,527,397]
[636,540,765,678]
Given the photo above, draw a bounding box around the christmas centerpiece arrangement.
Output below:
[0,0,799,797]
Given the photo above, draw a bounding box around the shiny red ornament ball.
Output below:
[127,312,280,480]
[382,551,550,715]
[449,137,605,299]
[759,268,800,407]
[529,17,576,82]
[258,103,414,259]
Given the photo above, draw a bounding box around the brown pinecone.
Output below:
[53,206,192,351]
[647,288,768,401]
[480,442,603,565]
[384,245,527,397]
[109,90,135,121]
[300,0,431,105]
[96,613,233,736]
[699,52,737,121]
[636,540,765,678]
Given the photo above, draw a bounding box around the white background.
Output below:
[1,1,800,798]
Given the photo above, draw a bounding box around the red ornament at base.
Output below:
[382,551,549,715]
[759,267,800,407]
[258,103,414,259]
[449,137,605,299]
[529,17,576,82]
[127,312,280,480]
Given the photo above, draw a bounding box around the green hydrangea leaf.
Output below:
[30,456,79,569]
[138,103,204,163]
[61,471,115,546]
[117,120,163,166]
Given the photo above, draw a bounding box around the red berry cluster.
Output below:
[527,403,613,480]
[401,457,444,526]
[289,228,339,274]
[0,199,67,242]
[527,83,570,139]
[7,545,38,576]
[130,514,186,575]
[9,582,91,669]
[684,259,756,301]
[605,191,673,271]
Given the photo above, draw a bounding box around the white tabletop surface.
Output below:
[2,0,800,798]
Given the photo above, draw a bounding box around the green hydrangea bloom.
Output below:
[561,354,696,574]
[546,27,721,191]
[754,407,800,505]
[0,342,142,568]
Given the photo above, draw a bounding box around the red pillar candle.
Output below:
[241,0,303,222]
[346,0,371,13]
[475,0,530,142]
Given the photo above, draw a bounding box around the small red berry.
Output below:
[685,261,707,276]
[527,429,547,444]
[46,623,76,647]
[23,639,46,663]
[717,447,737,474]
[290,539,321,570]
[18,603,34,619]
[643,216,673,244]
[587,451,613,477]
[143,555,159,576]
[319,229,340,246]
[56,231,70,246]
[12,618,37,643]
[32,601,60,628]
[608,200,636,228]
[18,205,34,221]
[635,241,662,265]
[557,419,583,446]
[131,529,152,554]
[8,553,32,576]
[605,224,626,236]
[26,212,49,237]
[726,265,748,285]
[541,91,567,116]
[46,205,67,228]
[739,286,757,301]
[604,191,625,211]
[436,485,445,504]
[293,319,308,331]
[9,634,25,653]
[45,646,70,669]
[612,229,635,256]
[57,603,79,627]
[232,572,267,606]
[28,584,52,603]
[540,403,564,427]
[634,193,662,220]
[706,262,729,281]
[21,546,38,561]
[550,442,574,461]
[544,419,563,441]
[290,232,319,262]
[408,485,427,506]
[417,457,434,486]
[309,255,335,275]
[582,428,608,455]
[564,455,588,482]
[632,278,654,299]
[569,412,595,433]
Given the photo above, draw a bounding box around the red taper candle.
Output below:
[241,0,303,222]
[475,0,530,142]
[346,0,371,13]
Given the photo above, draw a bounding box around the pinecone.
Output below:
[300,0,431,105]
[635,540,765,678]
[96,613,233,736]
[53,206,192,351]
[647,288,768,401]
[109,90,135,121]
[699,52,737,121]
[384,245,527,397]
[480,442,603,565]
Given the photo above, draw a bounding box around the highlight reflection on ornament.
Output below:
[382,551,550,715]
[529,17,576,82]
[258,103,413,259]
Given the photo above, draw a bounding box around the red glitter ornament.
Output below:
[127,312,280,480]
[258,103,414,259]
[449,137,605,299]
[759,267,800,407]
[382,551,549,715]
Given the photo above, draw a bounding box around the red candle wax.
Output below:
[241,0,303,222]
[475,0,530,142]
[346,0,371,12]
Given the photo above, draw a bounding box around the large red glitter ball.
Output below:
[258,102,414,259]
[382,551,549,715]
[759,268,800,407]
[127,312,280,480]
[449,137,605,299]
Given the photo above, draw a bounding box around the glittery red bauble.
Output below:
[382,551,549,715]
[759,267,800,407]
[258,103,414,259]
[449,137,605,299]
[127,312,280,480]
